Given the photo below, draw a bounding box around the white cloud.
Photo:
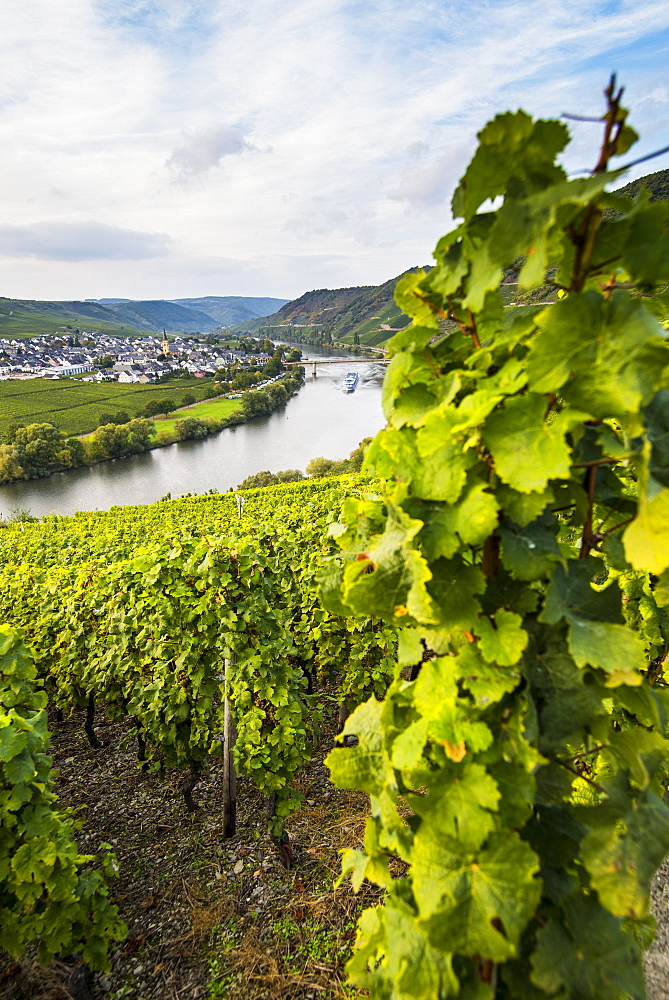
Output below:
[0,222,171,261]
[390,145,472,209]
[0,0,667,298]
[166,126,259,181]
[406,141,430,159]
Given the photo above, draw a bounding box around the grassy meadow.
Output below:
[151,396,243,436]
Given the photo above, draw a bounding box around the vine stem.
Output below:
[572,456,623,468]
[482,534,500,580]
[467,309,482,349]
[579,466,598,558]
[602,515,635,536]
[569,75,626,293]
[551,756,607,795]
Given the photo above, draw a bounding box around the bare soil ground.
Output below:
[1,698,667,1000]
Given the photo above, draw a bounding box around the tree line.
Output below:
[235,438,371,489]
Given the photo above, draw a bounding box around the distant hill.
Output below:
[101,295,290,333]
[0,295,290,340]
[170,296,289,328]
[0,298,146,340]
[232,169,669,350]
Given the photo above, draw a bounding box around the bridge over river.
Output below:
[283,357,390,376]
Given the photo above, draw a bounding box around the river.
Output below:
[0,346,387,518]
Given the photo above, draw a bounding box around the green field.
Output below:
[151,397,242,435]
[0,378,221,437]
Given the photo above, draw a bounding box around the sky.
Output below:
[1,0,668,303]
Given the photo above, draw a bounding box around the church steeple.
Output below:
[161,329,170,355]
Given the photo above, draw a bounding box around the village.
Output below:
[0,331,276,383]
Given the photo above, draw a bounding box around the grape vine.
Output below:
[0,626,126,969]
[323,78,669,998]
[0,477,398,842]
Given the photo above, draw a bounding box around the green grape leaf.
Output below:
[453,642,521,705]
[339,848,373,894]
[326,698,392,797]
[346,897,460,999]
[0,723,28,762]
[413,831,541,961]
[605,729,669,790]
[406,761,500,850]
[624,481,669,575]
[396,627,424,667]
[540,561,645,682]
[496,483,554,526]
[420,482,499,561]
[476,611,528,666]
[490,173,615,282]
[541,559,624,627]
[391,718,428,771]
[451,111,568,220]
[5,748,37,784]
[317,557,351,616]
[567,620,646,683]
[655,569,669,607]
[341,506,436,623]
[412,656,493,755]
[527,290,668,418]
[617,123,639,155]
[624,202,669,285]
[382,348,442,418]
[462,242,503,312]
[612,683,668,732]
[531,896,645,999]
[364,426,420,481]
[391,384,441,429]
[488,760,536,829]
[431,227,468,283]
[426,558,485,631]
[483,394,572,492]
[415,408,475,503]
[645,388,669,488]
[580,781,669,919]
[394,271,440,328]
[499,513,563,580]
[11,836,58,883]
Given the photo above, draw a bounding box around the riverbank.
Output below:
[0,351,387,518]
[0,373,303,493]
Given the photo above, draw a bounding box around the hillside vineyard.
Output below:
[1,80,669,999]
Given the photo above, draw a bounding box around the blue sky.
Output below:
[1,0,667,301]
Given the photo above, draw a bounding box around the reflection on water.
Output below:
[0,349,387,518]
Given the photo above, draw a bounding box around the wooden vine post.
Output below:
[222,653,237,837]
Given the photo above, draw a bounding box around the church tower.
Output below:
[161,330,170,355]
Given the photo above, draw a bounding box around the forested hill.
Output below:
[613,166,669,202]
[229,268,422,347]
[230,168,669,349]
